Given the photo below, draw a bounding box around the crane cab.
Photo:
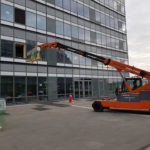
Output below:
[120,77,142,93]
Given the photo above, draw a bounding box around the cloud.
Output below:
[126,0,150,71]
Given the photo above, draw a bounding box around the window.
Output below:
[15,43,26,58]
[73,53,80,65]
[96,11,100,22]
[101,13,105,25]
[114,18,118,30]
[106,36,111,47]
[66,78,73,96]
[118,21,126,32]
[65,51,72,64]
[27,77,37,96]
[102,35,106,46]
[111,38,116,48]
[78,3,83,16]
[1,40,13,57]
[85,30,90,42]
[64,23,71,37]
[14,77,26,103]
[26,11,36,28]
[38,77,47,96]
[37,15,46,30]
[110,17,115,28]
[57,78,65,98]
[1,4,14,22]
[90,31,96,43]
[63,0,70,10]
[47,18,56,33]
[96,33,101,45]
[15,8,25,25]
[116,39,119,49]
[71,0,77,14]
[121,5,125,14]
[56,20,63,35]
[86,58,91,66]
[1,76,13,99]
[26,40,37,54]
[84,6,89,18]
[55,0,62,7]
[105,15,110,27]
[114,1,117,11]
[72,25,78,39]
[57,50,65,63]
[80,55,85,65]
[79,28,84,41]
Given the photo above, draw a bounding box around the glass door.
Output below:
[74,81,79,98]
[80,81,84,98]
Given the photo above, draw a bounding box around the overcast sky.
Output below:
[126,0,150,71]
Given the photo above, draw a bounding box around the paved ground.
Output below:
[0,99,150,150]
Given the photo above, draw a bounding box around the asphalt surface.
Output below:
[0,99,150,150]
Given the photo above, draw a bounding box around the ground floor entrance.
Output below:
[74,79,92,99]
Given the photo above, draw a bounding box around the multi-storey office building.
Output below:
[0,0,128,103]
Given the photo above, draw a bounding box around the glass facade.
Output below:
[0,0,128,104]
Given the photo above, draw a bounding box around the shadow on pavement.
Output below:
[34,101,70,109]
[107,109,150,115]
[33,105,50,111]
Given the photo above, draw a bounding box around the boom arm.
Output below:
[35,42,150,92]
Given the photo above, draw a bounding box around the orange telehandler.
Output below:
[34,42,150,112]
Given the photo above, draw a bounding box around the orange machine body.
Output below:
[96,100,150,110]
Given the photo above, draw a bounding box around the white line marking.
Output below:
[72,104,92,110]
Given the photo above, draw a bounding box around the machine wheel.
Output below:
[92,101,104,112]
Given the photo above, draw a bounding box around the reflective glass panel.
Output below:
[79,28,84,40]
[26,11,36,28]
[15,77,26,98]
[56,20,63,35]
[96,11,100,22]
[71,0,77,14]
[38,77,47,95]
[57,77,65,97]
[1,40,13,57]
[78,3,83,16]
[85,30,90,41]
[63,0,70,10]
[72,25,78,39]
[84,6,89,18]
[65,51,72,64]
[37,15,46,30]
[27,77,37,96]
[64,23,71,37]
[1,4,14,22]
[1,76,13,98]
[96,33,101,45]
[55,0,62,7]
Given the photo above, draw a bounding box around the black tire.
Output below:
[92,101,104,112]
[104,107,110,110]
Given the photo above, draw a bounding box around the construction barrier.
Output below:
[0,99,6,130]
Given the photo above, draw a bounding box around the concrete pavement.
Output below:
[0,99,150,150]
